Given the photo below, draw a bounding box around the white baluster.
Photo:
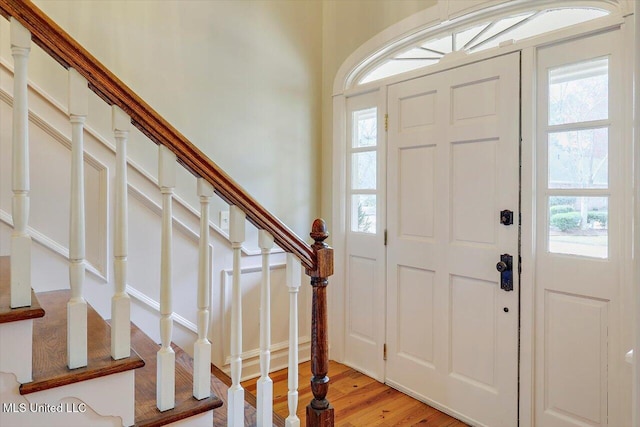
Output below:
[257,230,274,427]
[285,254,301,427]
[228,205,246,427]
[194,178,213,400]
[157,145,176,411]
[67,68,88,369]
[111,106,131,360]
[10,18,31,309]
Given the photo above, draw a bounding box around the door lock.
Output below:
[500,210,514,225]
[496,254,513,291]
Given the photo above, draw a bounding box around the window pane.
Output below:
[548,128,608,189]
[352,151,376,190]
[469,12,535,50]
[549,57,608,125]
[470,9,608,52]
[351,194,376,234]
[353,108,377,148]
[421,36,453,55]
[548,196,608,258]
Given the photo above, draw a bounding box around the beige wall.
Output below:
[3,0,323,239]
[1,0,435,240]
[320,0,435,232]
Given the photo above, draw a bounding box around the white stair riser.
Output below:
[0,371,134,426]
[165,410,213,426]
[0,319,33,383]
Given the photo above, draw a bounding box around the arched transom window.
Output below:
[359,6,610,85]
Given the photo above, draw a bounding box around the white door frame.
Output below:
[330,3,636,427]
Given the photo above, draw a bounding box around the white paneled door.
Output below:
[386,53,520,426]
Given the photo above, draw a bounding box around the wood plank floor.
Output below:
[242,361,468,426]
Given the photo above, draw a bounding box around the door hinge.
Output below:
[384,229,388,246]
[384,113,388,132]
[383,343,387,360]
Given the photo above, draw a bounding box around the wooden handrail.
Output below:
[0,0,315,270]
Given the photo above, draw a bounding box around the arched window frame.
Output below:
[334,0,630,94]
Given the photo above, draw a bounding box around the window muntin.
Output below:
[360,7,609,85]
[350,108,378,234]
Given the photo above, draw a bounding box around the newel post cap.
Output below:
[307,219,334,279]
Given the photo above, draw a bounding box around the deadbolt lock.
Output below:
[500,210,514,225]
[496,254,513,292]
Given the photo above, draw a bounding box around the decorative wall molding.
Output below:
[126,285,198,335]
[219,341,312,382]
[0,209,106,282]
[127,183,202,246]
[220,264,310,372]
[0,85,109,279]
[0,58,281,258]
[222,336,311,367]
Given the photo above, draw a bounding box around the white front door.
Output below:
[386,53,520,426]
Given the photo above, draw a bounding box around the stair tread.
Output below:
[0,256,45,324]
[20,289,145,395]
[129,322,284,426]
[130,322,223,427]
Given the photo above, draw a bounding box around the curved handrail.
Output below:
[0,0,315,270]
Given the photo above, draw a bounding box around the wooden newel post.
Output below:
[306,219,334,427]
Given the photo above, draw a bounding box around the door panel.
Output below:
[386,53,520,426]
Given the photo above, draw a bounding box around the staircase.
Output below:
[0,1,335,426]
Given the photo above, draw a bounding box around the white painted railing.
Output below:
[66,68,89,370]
[4,9,310,426]
[194,178,213,400]
[228,205,246,427]
[9,18,31,309]
[111,105,132,361]
[257,230,275,426]
[285,254,302,427]
[157,145,176,412]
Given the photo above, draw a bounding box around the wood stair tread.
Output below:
[129,322,223,426]
[0,256,45,324]
[20,289,145,395]
[129,322,284,426]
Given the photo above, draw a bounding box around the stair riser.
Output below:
[28,370,135,426]
[0,370,136,426]
[164,410,213,427]
[1,371,124,426]
[0,319,33,383]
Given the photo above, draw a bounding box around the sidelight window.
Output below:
[545,58,610,258]
[350,108,377,234]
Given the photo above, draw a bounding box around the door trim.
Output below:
[331,12,634,427]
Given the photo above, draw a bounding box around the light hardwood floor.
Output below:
[242,360,468,426]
